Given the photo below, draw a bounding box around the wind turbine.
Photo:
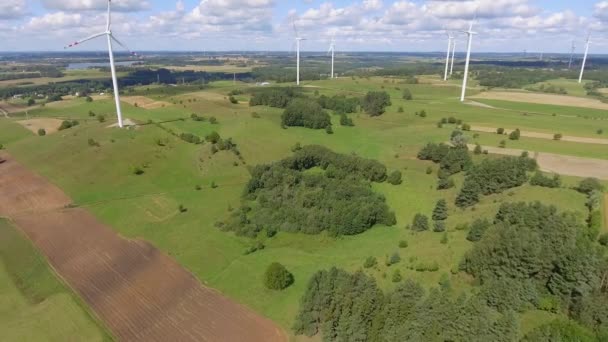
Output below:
[568,40,576,69]
[579,34,591,84]
[328,36,336,79]
[293,21,306,85]
[460,21,477,102]
[444,32,454,81]
[65,0,138,128]
[450,39,456,76]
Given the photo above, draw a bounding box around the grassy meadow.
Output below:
[0,76,605,337]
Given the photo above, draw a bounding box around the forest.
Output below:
[219,145,397,237]
[294,201,608,342]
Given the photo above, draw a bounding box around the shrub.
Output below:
[132,166,144,175]
[339,113,354,126]
[195,185,202,191]
[473,144,482,155]
[411,214,429,232]
[205,131,221,144]
[426,166,433,175]
[402,88,413,100]
[264,262,294,290]
[576,178,604,195]
[398,240,408,248]
[392,270,402,283]
[461,123,471,131]
[244,242,265,255]
[362,91,391,116]
[85,96,93,102]
[440,232,448,244]
[180,133,201,144]
[387,170,402,185]
[597,129,603,135]
[499,140,506,148]
[0,143,3,150]
[397,106,404,113]
[88,110,95,117]
[386,252,401,266]
[229,95,238,104]
[433,221,446,232]
[37,128,46,136]
[530,172,561,188]
[178,204,188,213]
[509,129,521,140]
[553,133,562,141]
[466,219,491,242]
[209,117,218,124]
[87,138,99,147]
[58,120,73,131]
[97,114,106,123]
[325,125,334,135]
[599,233,608,246]
[497,127,505,134]
[419,110,427,118]
[363,256,377,268]
[27,98,35,106]
[432,199,449,221]
[251,112,260,118]
[211,181,218,188]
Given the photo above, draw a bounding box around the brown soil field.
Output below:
[471,125,608,145]
[121,96,171,110]
[17,118,64,135]
[0,151,286,342]
[467,145,608,180]
[471,91,608,110]
[0,101,26,114]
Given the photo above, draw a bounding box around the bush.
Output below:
[97,114,106,123]
[387,170,402,185]
[432,199,448,221]
[419,110,427,118]
[178,204,188,213]
[211,181,218,188]
[397,106,404,113]
[597,129,603,135]
[363,256,377,268]
[37,128,46,136]
[392,270,402,282]
[461,123,471,131]
[209,116,218,124]
[87,138,99,147]
[411,214,429,232]
[599,233,608,246]
[398,240,408,248]
[402,88,413,100]
[426,166,433,175]
[433,221,446,232]
[553,133,562,141]
[132,166,144,175]
[180,133,201,144]
[205,131,221,144]
[576,178,604,195]
[362,91,391,116]
[228,95,238,104]
[264,262,294,290]
[509,129,521,140]
[251,112,260,118]
[473,144,482,155]
[88,110,95,117]
[386,252,401,266]
[530,172,561,188]
[466,219,491,242]
[499,140,506,148]
[497,128,505,134]
[339,113,354,126]
[244,242,265,255]
[0,143,3,150]
[325,125,334,135]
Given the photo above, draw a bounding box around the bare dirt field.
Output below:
[121,96,171,110]
[0,101,26,114]
[467,145,608,180]
[16,118,64,135]
[0,152,286,342]
[471,125,608,145]
[471,91,608,110]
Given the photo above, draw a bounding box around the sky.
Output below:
[1,0,607,53]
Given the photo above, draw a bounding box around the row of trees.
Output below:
[317,94,360,114]
[281,99,331,130]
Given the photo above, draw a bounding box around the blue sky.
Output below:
[1,1,607,53]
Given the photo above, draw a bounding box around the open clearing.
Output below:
[121,96,171,110]
[471,91,608,110]
[0,152,286,342]
[468,144,608,180]
[471,125,608,145]
[17,118,64,135]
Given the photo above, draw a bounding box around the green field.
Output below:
[0,219,111,341]
[0,76,605,337]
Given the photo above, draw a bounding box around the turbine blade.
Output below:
[292,20,299,38]
[64,32,106,49]
[107,0,111,31]
[111,35,140,57]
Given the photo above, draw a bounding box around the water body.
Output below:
[67,61,138,70]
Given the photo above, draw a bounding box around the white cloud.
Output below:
[23,12,82,32]
[0,0,27,20]
[594,1,608,21]
[41,0,151,12]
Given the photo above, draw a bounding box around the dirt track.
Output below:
[471,125,608,145]
[0,152,286,342]
[468,145,608,180]
[471,91,608,110]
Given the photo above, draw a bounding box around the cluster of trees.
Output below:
[0,65,63,81]
[475,68,556,89]
[317,95,360,114]
[530,172,561,188]
[456,156,536,208]
[461,202,608,339]
[362,91,391,116]
[293,268,520,342]
[525,83,568,95]
[58,120,79,131]
[418,142,472,190]
[281,99,331,130]
[249,87,301,108]
[219,145,396,237]
[251,66,322,83]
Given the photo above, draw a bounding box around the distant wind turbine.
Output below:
[579,34,591,84]
[568,40,576,69]
[328,36,336,79]
[450,39,456,76]
[460,21,477,102]
[293,20,306,85]
[444,32,454,81]
[64,0,138,128]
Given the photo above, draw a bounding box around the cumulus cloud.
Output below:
[0,0,27,20]
[41,0,151,12]
[595,1,608,21]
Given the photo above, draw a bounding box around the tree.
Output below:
[402,88,413,100]
[325,125,334,135]
[598,233,608,246]
[362,91,391,116]
[411,214,429,231]
[339,113,354,126]
[432,199,448,221]
[281,98,331,129]
[387,252,401,265]
[264,262,294,290]
[97,114,106,123]
[455,178,481,208]
[576,178,604,195]
[364,256,377,268]
[37,128,46,136]
[85,96,93,103]
[462,123,471,131]
[509,129,521,140]
[27,98,35,106]
[530,172,561,188]
[466,219,491,242]
[387,170,402,185]
[553,133,562,141]
[433,220,446,232]
[205,131,221,144]
[499,140,507,148]
[474,144,482,155]
[497,128,505,134]
[392,269,402,282]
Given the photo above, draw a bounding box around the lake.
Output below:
[67,61,138,70]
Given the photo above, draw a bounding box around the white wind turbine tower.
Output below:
[450,39,456,76]
[568,40,576,69]
[65,0,138,128]
[444,32,454,81]
[579,34,591,84]
[293,21,306,85]
[460,21,477,102]
[328,36,336,79]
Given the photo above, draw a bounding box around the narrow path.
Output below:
[467,144,608,180]
[0,152,287,342]
[604,193,608,232]
[471,125,608,145]
[0,106,9,118]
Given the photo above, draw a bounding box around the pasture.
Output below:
[0,76,605,336]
